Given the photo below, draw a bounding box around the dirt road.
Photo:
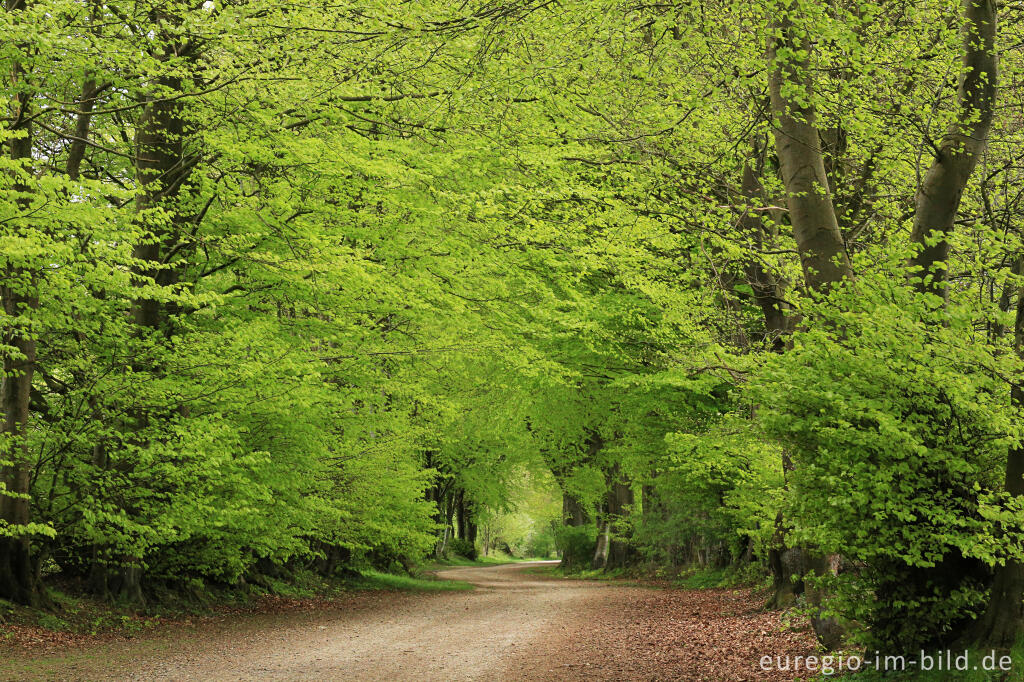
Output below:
[0,562,813,681]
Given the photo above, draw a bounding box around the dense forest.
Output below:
[3,0,1024,660]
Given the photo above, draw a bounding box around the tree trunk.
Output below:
[0,0,47,607]
[974,264,1024,647]
[88,20,193,602]
[909,0,997,302]
[605,467,635,570]
[435,525,450,559]
[563,492,589,526]
[739,141,794,351]
[592,520,610,570]
[641,484,656,519]
[65,76,97,182]
[767,18,852,292]
[739,142,806,608]
[455,490,466,539]
[767,14,852,645]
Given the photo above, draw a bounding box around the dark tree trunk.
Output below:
[434,486,456,558]
[88,18,194,603]
[455,490,467,540]
[591,462,634,571]
[605,468,635,570]
[312,544,353,578]
[739,141,794,351]
[563,492,589,526]
[65,76,97,182]
[975,264,1024,647]
[641,484,656,519]
[0,0,48,607]
[737,141,808,608]
[111,565,144,605]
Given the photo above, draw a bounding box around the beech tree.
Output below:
[4,0,1024,655]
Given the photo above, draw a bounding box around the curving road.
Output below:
[1,562,643,681]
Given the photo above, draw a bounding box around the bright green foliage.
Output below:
[5,0,1024,656]
[754,272,1024,649]
[642,412,783,567]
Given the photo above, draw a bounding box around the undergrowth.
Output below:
[0,566,472,641]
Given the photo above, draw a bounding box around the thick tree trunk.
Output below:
[559,432,601,570]
[88,25,193,602]
[132,69,188,329]
[766,512,803,609]
[605,467,635,570]
[312,544,353,578]
[767,19,852,292]
[0,0,47,607]
[909,0,997,301]
[560,492,594,571]
[590,463,634,571]
[563,492,589,526]
[455,490,467,540]
[975,269,1024,647]
[739,145,805,607]
[592,520,610,570]
[767,15,852,646]
[739,144,794,351]
[975,560,1024,648]
[641,484,656,518]
[0,280,38,605]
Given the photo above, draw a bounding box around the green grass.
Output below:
[420,552,554,571]
[0,565,477,645]
[672,565,767,589]
[422,555,486,568]
[530,561,615,580]
[528,563,662,589]
[352,570,473,592]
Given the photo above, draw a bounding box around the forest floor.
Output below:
[0,561,815,681]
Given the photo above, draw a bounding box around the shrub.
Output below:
[554,525,596,572]
[752,282,1019,651]
[447,538,478,561]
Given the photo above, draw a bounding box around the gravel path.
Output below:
[0,562,814,681]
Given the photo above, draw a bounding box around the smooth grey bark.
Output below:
[766,12,855,647]
[766,0,999,650]
[767,17,852,292]
[591,521,610,570]
[909,0,997,301]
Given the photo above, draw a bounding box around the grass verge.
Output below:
[352,570,473,592]
[0,566,472,646]
[419,552,554,571]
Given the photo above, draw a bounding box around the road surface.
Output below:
[0,561,813,681]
